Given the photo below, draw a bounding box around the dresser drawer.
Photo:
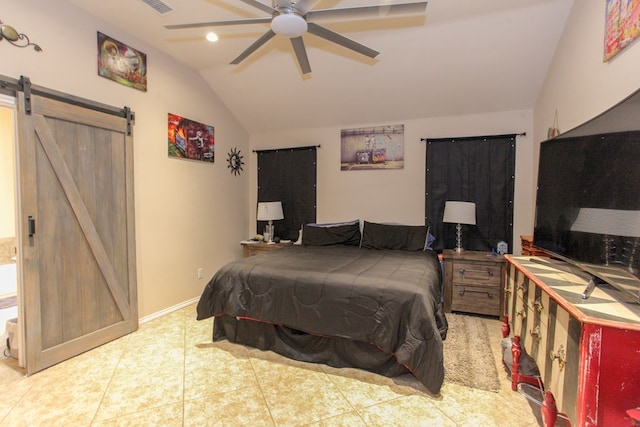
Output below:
[504,259,581,423]
[541,302,581,424]
[451,261,502,286]
[452,284,501,316]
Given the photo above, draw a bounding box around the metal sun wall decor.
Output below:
[227,147,244,176]
[97,32,147,92]
[340,124,404,171]
[604,0,640,62]
[168,113,215,163]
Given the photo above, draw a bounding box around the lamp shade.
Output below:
[443,201,476,225]
[257,201,284,221]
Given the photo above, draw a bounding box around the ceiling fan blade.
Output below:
[307,23,379,59]
[165,17,272,30]
[292,0,320,15]
[237,0,278,15]
[230,30,276,65]
[306,1,428,22]
[290,36,311,74]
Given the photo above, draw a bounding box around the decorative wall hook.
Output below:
[0,20,42,52]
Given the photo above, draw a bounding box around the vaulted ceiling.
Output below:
[67,0,574,133]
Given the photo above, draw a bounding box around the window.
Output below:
[425,135,516,252]
[257,146,317,241]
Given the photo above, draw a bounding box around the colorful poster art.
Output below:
[604,0,640,62]
[97,32,147,91]
[168,113,215,163]
[340,124,404,171]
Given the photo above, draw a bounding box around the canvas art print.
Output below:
[604,0,640,62]
[97,32,147,91]
[168,113,215,162]
[340,124,404,171]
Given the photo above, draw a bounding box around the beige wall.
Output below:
[249,109,535,256]
[1,0,250,318]
[533,1,640,229]
[7,0,639,319]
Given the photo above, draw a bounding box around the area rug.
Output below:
[443,313,501,392]
[0,295,17,310]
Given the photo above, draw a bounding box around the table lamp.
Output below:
[443,201,476,253]
[257,201,284,242]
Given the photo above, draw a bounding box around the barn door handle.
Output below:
[28,215,36,237]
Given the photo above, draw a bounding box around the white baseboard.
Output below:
[139,296,200,325]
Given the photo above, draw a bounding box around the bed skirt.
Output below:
[213,314,410,377]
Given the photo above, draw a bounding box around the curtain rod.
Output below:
[253,144,321,153]
[420,132,526,143]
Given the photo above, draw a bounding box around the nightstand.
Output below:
[241,241,292,258]
[442,249,505,317]
[519,235,549,257]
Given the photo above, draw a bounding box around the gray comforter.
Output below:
[196,244,447,394]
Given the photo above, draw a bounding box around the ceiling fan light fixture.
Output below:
[271,12,307,38]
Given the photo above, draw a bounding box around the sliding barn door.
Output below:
[16,91,137,374]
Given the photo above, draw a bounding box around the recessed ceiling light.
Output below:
[206,32,218,42]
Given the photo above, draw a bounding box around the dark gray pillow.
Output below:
[302,222,361,246]
[360,221,428,251]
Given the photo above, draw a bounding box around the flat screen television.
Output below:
[533,130,640,303]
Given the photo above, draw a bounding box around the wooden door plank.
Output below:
[32,96,126,133]
[33,114,131,320]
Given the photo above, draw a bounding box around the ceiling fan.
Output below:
[165,0,428,74]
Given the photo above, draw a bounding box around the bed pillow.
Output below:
[294,220,359,245]
[360,221,429,251]
[306,219,359,228]
[302,221,361,246]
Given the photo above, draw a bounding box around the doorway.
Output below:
[0,76,138,375]
[0,97,19,362]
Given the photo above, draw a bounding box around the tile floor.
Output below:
[0,304,541,426]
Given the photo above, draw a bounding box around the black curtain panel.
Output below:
[257,146,317,241]
[425,134,516,253]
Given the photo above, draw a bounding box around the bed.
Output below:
[196,221,448,394]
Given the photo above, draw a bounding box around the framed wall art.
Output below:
[340,124,404,171]
[167,113,215,162]
[97,32,147,91]
[604,0,640,62]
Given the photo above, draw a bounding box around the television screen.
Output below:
[533,131,640,302]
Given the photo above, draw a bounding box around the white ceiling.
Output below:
[67,0,574,133]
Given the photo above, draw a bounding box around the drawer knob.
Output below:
[530,325,541,341]
[534,298,544,313]
[549,345,566,371]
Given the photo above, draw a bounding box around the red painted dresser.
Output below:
[502,255,640,426]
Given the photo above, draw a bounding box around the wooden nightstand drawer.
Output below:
[242,242,292,257]
[451,284,501,316]
[451,261,502,286]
